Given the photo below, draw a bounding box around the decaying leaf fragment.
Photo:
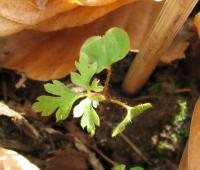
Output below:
[178,144,188,170]
[0,0,77,25]
[188,97,200,170]
[194,12,200,37]
[29,0,49,9]
[0,16,24,36]
[33,0,134,31]
[73,0,118,6]
[178,97,200,170]
[0,147,40,170]
[0,0,134,35]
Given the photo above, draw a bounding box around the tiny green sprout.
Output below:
[113,164,144,170]
[33,27,152,136]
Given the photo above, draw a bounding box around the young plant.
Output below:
[32,27,152,137]
[113,164,144,170]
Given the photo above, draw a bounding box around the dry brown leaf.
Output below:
[0,0,78,25]
[0,147,40,170]
[160,42,189,64]
[31,0,49,9]
[160,19,193,64]
[179,97,200,170]
[0,0,163,81]
[0,16,25,36]
[73,0,118,6]
[178,144,188,170]
[46,149,88,170]
[188,97,200,170]
[0,30,78,81]
[194,12,200,37]
[0,0,134,35]
[33,0,134,31]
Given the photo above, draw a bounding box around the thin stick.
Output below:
[105,121,151,165]
[74,135,118,167]
[123,0,199,94]
[90,145,118,166]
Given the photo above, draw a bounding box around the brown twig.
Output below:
[74,137,104,170]
[174,88,191,94]
[131,95,157,103]
[15,73,27,89]
[105,121,151,165]
[90,145,118,166]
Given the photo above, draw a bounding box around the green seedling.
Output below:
[113,164,144,170]
[32,27,152,137]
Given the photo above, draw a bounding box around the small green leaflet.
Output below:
[71,53,98,91]
[32,80,84,121]
[112,103,152,137]
[113,164,144,170]
[73,96,105,136]
[81,103,100,136]
[90,79,104,92]
[80,27,130,73]
[113,164,126,170]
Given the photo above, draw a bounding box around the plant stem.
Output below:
[109,99,129,110]
[103,67,112,98]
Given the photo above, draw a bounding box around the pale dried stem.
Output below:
[123,0,199,94]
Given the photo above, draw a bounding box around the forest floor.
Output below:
[0,38,200,170]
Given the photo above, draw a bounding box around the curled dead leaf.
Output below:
[160,20,193,64]
[73,0,118,6]
[178,144,188,170]
[0,0,77,25]
[188,97,200,170]
[0,0,134,35]
[30,0,49,9]
[178,97,200,170]
[160,42,188,64]
[194,12,200,37]
[0,16,25,36]
[0,147,40,170]
[33,0,134,31]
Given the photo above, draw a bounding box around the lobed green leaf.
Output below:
[80,103,100,136]
[71,53,97,90]
[73,96,105,136]
[32,80,85,121]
